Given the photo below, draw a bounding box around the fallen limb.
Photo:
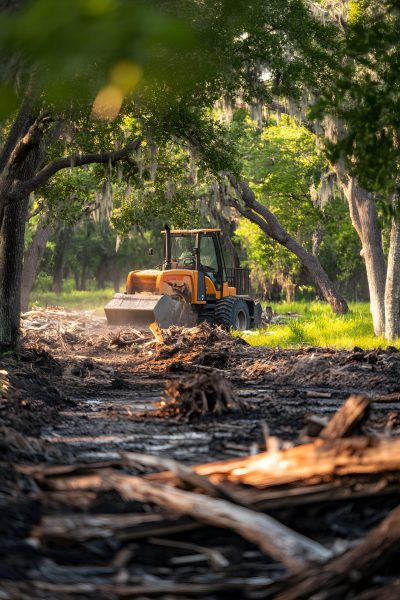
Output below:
[106,470,332,570]
[0,577,273,598]
[122,451,247,505]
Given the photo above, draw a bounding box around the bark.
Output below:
[0,193,30,346]
[0,93,33,173]
[270,505,400,600]
[95,261,108,289]
[79,263,88,291]
[15,139,142,197]
[284,280,295,303]
[384,209,400,340]
[341,177,386,335]
[21,216,53,311]
[0,115,48,348]
[51,226,71,293]
[112,268,121,292]
[228,176,348,314]
[319,395,370,439]
[108,471,332,570]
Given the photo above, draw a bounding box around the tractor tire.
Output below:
[215,297,250,330]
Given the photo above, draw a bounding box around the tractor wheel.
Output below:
[215,297,250,330]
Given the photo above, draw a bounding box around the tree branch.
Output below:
[228,174,290,244]
[16,138,142,196]
[0,91,34,174]
[227,193,275,238]
[225,173,348,314]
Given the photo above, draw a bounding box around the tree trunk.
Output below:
[95,260,108,289]
[285,280,295,303]
[341,178,386,335]
[229,177,349,314]
[385,210,400,340]
[79,263,88,291]
[21,217,53,311]
[112,267,121,292]
[52,226,70,293]
[0,114,47,348]
[0,193,30,347]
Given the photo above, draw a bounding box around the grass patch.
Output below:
[243,301,400,350]
[29,288,115,314]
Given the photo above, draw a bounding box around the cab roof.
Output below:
[161,228,221,234]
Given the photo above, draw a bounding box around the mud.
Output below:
[2,310,400,469]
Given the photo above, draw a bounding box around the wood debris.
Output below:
[2,395,400,598]
[1,310,400,598]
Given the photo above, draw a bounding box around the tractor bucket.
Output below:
[104,293,195,330]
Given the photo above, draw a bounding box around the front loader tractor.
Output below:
[104,225,262,331]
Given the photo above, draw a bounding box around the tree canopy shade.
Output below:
[0,0,338,119]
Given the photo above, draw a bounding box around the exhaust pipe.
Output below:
[164,223,172,270]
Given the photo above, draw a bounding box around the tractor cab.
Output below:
[164,228,224,292]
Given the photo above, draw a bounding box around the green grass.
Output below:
[242,301,400,350]
[29,288,115,314]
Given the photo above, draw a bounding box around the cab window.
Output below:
[200,235,221,289]
[170,235,196,269]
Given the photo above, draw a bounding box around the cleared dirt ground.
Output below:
[1,308,400,599]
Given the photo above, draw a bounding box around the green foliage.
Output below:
[42,168,99,224]
[313,0,400,199]
[242,301,400,350]
[0,0,338,121]
[233,112,324,283]
[318,196,363,283]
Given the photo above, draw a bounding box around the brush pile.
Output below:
[161,371,244,419]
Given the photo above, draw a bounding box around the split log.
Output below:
[106,470,332,570]
[190,436,400,488]
[228,475,400,510]
[320,395,370,439]
[264,505,400,599]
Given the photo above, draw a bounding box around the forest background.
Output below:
[1,0,399,347]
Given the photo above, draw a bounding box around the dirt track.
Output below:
[1,309,400,598]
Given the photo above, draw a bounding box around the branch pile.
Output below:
[161,371,244,419]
